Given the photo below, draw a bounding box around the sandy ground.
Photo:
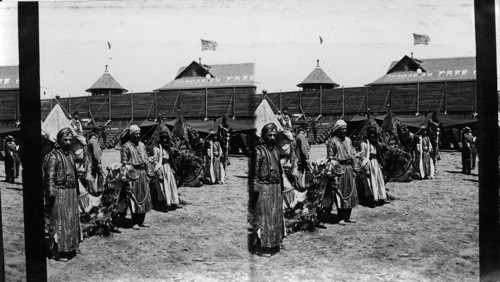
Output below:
[0,145,479,281]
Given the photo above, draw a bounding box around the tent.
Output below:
[253,99,283,136]
[374,112,477,130]
[42,104,76,142]
[164,116,255,134]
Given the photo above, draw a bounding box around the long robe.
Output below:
[249,144,284,249]
[44,148,80,253]
[204,140,225,184]
[360,140,387,201]
[326,136,358,209]
[153,145,180,206]
[121,141,152,214]
[415,136,435,179]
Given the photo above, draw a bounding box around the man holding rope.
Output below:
[326,120,358,225]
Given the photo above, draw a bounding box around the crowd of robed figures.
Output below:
[247,110,477,257]
[41,112,233,262]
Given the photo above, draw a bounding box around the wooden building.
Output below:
[154,60,258,119]
[367,55,476,116]
[0,66,19,128]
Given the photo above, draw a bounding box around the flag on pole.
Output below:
[319,36,323,44]
[107,41,111,49]
[201,39,218,51]
[413,33,430,45]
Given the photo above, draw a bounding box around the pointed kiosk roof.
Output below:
[85,65,127,93]
[297,60,339,88]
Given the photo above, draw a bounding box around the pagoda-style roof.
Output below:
[297,60,339,88]
[368,56,476,85]
[85,66,127,93]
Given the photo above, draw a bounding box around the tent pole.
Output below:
[232,86,236,118]
[205,88,208,120]
[108,90,111,123]
[342,85,345,117]
[320,85,323,116]
[417,82,420,115]
[154,91,158,119]
[444,81,447,113]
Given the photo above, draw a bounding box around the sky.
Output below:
[0,0,490,98]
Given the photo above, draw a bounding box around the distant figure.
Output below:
[248,123,284,256]
[4,135,17,183]
[70,111,83,135]
[153,126,180,210]
[43,128,80,261]
[203,131,225,184]
[360,126,388,205]
[88,131,104,195]
[310,119,319,144]
[295,126,310,188]
[471,131,477,170]
[218,114,232,169]
[326,120,358,225]
[427,111,441,165]
[277,106,293,131]
[415,126,434,179]
[13,139,21,179]
[461,127,473,175]
[120,125,152,230]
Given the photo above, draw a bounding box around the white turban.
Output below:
[332,119,347,134]
[129,124,141,134]
[335,120,347,128]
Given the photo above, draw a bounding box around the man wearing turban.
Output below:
[120,125,152,230]
[326,120,358,225]
[248,122,285,256]
[43,127,80,261]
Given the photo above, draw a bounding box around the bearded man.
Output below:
[326,120,358,225]
[120,125,152,230]
[44,127,80,261]
[248,123,285,256]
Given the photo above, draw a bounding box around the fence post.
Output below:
[417,82,420,114]
[109,90,112,122]
[366,86,369,113]
[319,85,323,116]
[131,91,134,121]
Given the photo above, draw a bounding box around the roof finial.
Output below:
[411,52,413,59]
[316,59,320,67]
[105,65,108,72]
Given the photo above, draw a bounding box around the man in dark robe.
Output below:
[88,131,104,195]
[4,135,16,183]
[310,120,319,144]
[44,128,80,261]
[120,125,152,230]
[248,123,284,256]
[218,114,232,169]
[461,127,473,174]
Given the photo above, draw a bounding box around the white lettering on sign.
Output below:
[462,70,467,75]
[446,71,453,76]
[0,79,3,84]
[473,70,477,75]
[4,78,10,84]
[16,79,19,84]
[173,75,254,84]
[438,71,446,76]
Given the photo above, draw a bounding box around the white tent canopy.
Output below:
[42,104,75,142]
[253,99,283,137]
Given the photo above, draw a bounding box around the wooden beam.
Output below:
[475,0,500,278]
[319,85,323,116]
[18,2,48,280]
[108,90,112,122]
